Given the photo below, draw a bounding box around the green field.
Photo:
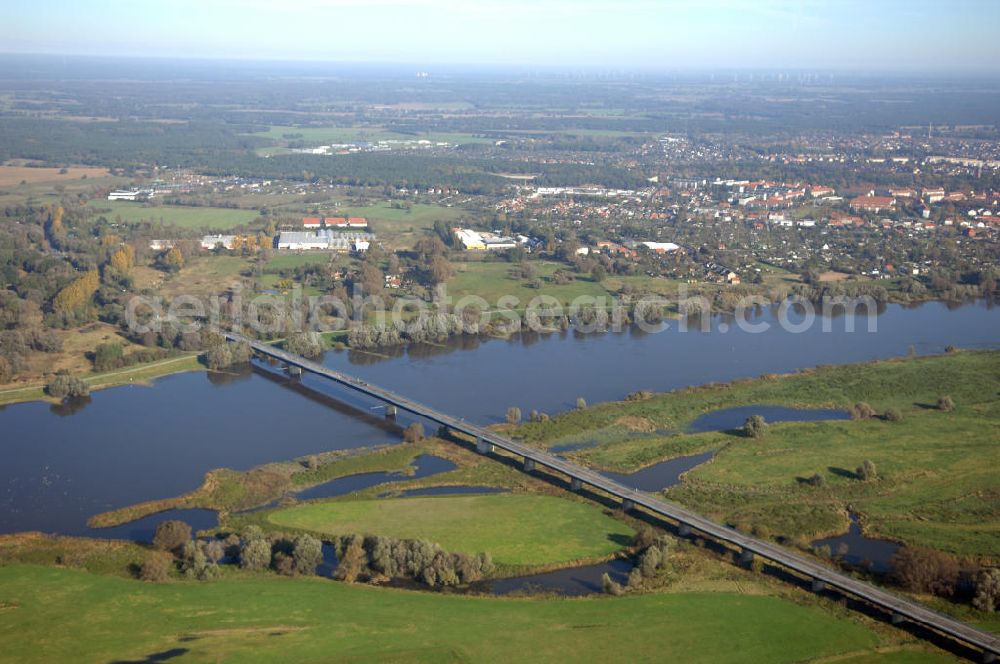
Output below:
[268,494,634,566]
[447,261,610,308]
[87,200,262,230]
[263,253,332,272]
[0,565,946,664]
[520,351,1000,556]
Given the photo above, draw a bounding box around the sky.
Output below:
[4,0,999,72]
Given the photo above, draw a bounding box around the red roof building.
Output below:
[303,217,322,228]
[850,196,896,213]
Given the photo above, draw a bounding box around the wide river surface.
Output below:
[1,300,997,536]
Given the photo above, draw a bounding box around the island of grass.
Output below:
[518,350,1000,557]
[0,565,956,664]
[267,494,634,567]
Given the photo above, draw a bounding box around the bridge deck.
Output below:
[229,333,1000,660]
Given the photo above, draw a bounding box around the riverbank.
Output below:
[520,350,1000,558]
[0,353,205,407]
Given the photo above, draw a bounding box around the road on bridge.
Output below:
[227,332,1000,662]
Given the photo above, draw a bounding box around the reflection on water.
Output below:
[811,514,900,573]
[84,508,218,543]
[322,300,1000,425]
[688,406,850,433]
[295,455,457,501]
[489,558,633,596]
[601,452,715,492]
[0,369,399,536]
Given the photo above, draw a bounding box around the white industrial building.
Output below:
[107,190,144,201]
[201,235,237,250]
[277,230,373,252]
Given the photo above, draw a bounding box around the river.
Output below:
[0,300,997,536]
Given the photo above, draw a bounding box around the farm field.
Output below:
[86,200,262,230]
[154,255,251,298]
[0,565,949,664]
[0,164,110,186]
[267,494,634,567]
[447,260,610,308]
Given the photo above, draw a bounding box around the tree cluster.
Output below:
[331,534,494,588]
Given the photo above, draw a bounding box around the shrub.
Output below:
[203,341,251,370]
[240,538,273,571]
[883,408,902,422]
[850,402,876,420]
[45,374,89,400]
[601,572,623,596]
[890,547,962,597]
[284,331,324,358]
[138,554,172,582]
[92,341,124,372]
[856,459,877,481]
[403,422,424,443]
[273,551,295,576]
[152,520,192,553]
[639,546,662,578]
[292,534,324,575]
[937,396,955,412]
[505,407,521,424]
[742,415,767,438]
[973,569,1000,613]
[806,473,825,487]
[203,539,226,564]
[626,390,653,401]
[576,397,587,409]
[627,567,644,588]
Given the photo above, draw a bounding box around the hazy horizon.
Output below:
[4,0,1000,73]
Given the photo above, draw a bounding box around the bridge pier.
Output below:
[811,578,825,593]
[622,498,635,512]
[476,437,494,454]
[385,405,397,419]
[287,365,303,377]
[570,477,582,492]
[890,613,905,626]
[523,458,536,472]
[739,548,754,565]
[982,651,997,664]
[678,523,692,537]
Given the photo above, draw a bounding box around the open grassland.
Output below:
[0,164,109,186]
[519,351,1000,556]
[448,260,609,307]
[155,255,250,298]
[86,200,262,230]
[520,351,999,449]
[665,404,1000,556]
[263,253,332,272]
[0,565,949,664]
[268,494,634,567]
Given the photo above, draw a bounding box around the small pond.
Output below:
[601,451,715,492]
[688,405,851,433]
[294,455,457,501]
[811,514,900,573]
[488,558,633,596]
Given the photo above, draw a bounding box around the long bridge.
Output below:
[227,332,1000,663]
